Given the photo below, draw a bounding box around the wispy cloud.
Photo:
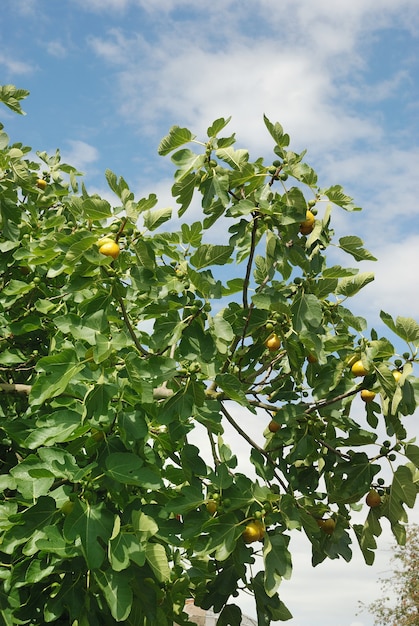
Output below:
[61,140,100,170]
[83,0,419,157]
[45,40,68,58]
[12,0,38,17]
[0,53,35,75]
[73,0,132,12]
[87,29,142,65]
[354,234,419,321]
[87,27,381,155]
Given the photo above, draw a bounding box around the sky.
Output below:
[1,1,419,624]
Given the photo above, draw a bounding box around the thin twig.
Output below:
[244,350,286,385]
[206,427,221,466]
[219,402,288,492]
[114,217,128,243]
[316,438,351,460]
[310,386,360,410]
[246,385,361,415]
[117,296,149,357]
[242,212,259,309]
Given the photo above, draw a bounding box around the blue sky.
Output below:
[2,1,419,625]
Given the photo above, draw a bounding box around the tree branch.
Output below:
[242,212,259,309]
[219,402,288,492]
[309,386,360,410]
[0,381,174,402]
[316,438,351,460]
[117,296,149,357]
[0,383,31,394]
[206,427,221,467]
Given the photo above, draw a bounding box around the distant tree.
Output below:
[361,524,419,626]
[0,84,419,625]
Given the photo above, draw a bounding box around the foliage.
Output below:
[0,84,419,625]
[360,524,419,625]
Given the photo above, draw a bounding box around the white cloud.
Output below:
[319,145,419,238]
[83,0,418,162]
[259,0,419,43]
[11,0,37,16]
[61,140,100,170]
[73,0,131,11]
[78,0,238,13]
[87,29,144,65]
[0,53,35,75]
[343,70,411,104]
[88,29,381,157]
[355,234,419,320]
[45,40,68,58]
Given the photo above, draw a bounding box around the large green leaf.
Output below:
[215,373,250,406]
[37,447,97,482]
[32,525,80,559]
[105,453,162,488]
[133,238,156,270]
[253,571,293,624]
[201,170,230,209]
[338,236,377,261]
[63,500,115,570]
[190,244,233,269]
[109,531,146,571]
[323,265,359,278]
[388,465,417,522]
[173,171,197,215]
[207,116,232,137]
[30,349,84,405]
[291,293,322,332]
[1,497,56,555]
[324,185,360,211]
[1,278,33,297]
[134,193,158,215]
[263,533,292,596]
[215,146,249,170]
[164,485,204,515]
[143,207,172,231]
[380,311,419,345]
[82,196,112,220]
[197,515,242,561]
[284,187,307,219]
[9,457,54,499]
[85,383,117,421]
[353,511,381,566]
[54,310,108,343]
[171,149,206,178]
[0,84,29,115]
[404,444,419,468]
[158,125,195,155]
[337,272,375,297]
[327,453,380,503]
[217,604,242,626]
[181,221,203,246]
[211,314,234,347]
[24,409,83,448]
[145,543,171,582]
[94,569,133,622]
[263,115,290,148]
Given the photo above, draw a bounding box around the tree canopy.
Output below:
[360,524,419,626]
[0,84,419,625]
